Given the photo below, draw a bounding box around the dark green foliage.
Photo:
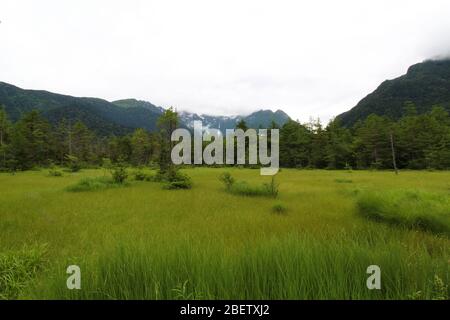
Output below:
[9,110,54,170]
[130,128,153,166]
[65,155,82,172]
[162,169,192,190]
[0,82,162,135]
[0,106,12,170]
[1,60,450,172]
[338,59,450,126]
[157,107,179,174]
[279,120,311,168]
[111,162,128,184]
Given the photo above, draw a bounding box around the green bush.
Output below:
[357,190,450,236]
[111,164,128,184]
[219,172,235,190]
[133,170,148,181]
[162,171,192,190]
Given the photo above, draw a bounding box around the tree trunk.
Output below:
[390,131,398,175]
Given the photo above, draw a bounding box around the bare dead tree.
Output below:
[390,130,398,175]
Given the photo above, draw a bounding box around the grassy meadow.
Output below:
[0,168,449,299]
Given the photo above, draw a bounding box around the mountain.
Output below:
[0,81,291,135]
[179,109,290,133]
[338,59,450,126]
[112,98,165,114]
[0,82,165,135]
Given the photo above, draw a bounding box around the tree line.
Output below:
[0,102,449,171]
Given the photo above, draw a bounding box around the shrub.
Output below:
[111,163,128,184]
[219,172,235,190]
[272,202,287,214]
[133,170,148,181]
[151,168,192,189]
[357,190,450,236]
[262,176,279,198]
[162,170,192,190]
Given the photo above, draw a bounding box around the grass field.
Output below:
[0,168,449,299]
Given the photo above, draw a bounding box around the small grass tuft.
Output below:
[47,169,63,177]
[272,202,287,214]
[334,178,353,183]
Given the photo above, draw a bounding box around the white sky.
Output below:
[1,0,450,123]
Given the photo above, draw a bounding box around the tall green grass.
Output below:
[39,233,448,300]
[357,190,450,237]
[1,168,449,300]
[0,245,47,299]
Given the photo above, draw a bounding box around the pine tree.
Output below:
[10,110,53,169]
[279,120,311,168]
[157,107,179,173]
[325,118,353,169]
[130,128,151,166]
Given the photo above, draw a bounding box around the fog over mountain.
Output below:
[1,0,450,123]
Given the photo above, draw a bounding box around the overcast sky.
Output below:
[1,0,450,122]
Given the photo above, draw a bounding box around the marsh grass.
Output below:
[1,168,449,300]
[47,169,63,177]
[357,190,450,237]
[39,234,448,300]
[221,173,279,198]
[0,245,47,299]
[335,178,353,183]
[66,177,129,192]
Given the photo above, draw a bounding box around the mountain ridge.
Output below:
[0,81,291,135]
[337,59,450,126]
